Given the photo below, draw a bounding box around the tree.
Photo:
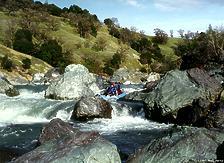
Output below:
[111,17,119,27]
[103,46,127,75]
[185,31,195,39]
[109,26,120,38]
[5,0,19,14]
[140,30,145,36]
[76,16,98,38]
[130,26,137,32]
[178,29,185,38]
[38,40,63,67]
[139,52,152,74]
[175,26,224,70]
[152,28,168,44]
[104,18,114,28]
[207,27,224,62]
[131,37,152,54]
[174,32,209,69]
[119,27,133,44]
[46,4,62,16]
[13,29,34,54]
[69,5,83,14]
[4,19,17,48]
[170,30,174,38]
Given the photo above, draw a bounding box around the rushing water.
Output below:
[0,84,171,161]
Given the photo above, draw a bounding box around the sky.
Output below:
[40,0,224,36]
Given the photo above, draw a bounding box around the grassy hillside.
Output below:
[0,9,180,74]
[0,44,52,83]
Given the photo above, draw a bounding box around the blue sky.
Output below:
[41,0,224,36]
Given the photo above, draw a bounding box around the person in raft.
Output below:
[106,82,116,96]
[115,82,123,95]
[106,82,123,96]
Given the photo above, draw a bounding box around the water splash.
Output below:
[74,102,170,134]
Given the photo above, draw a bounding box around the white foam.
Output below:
[76,103,170,134]
[56,110,73,121]
[17,89,45,99]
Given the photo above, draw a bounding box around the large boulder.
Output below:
[127,127,224,163]
[14,118,121,163]
[31,73,45,84]
[125,68,223,126]
[0,76,19,97]
[111,68,147,84]
[187,68,222,101]
[146,72,160,82]
[210,90,224,129]
[44,68,61,83]
[216,141,224,160]
[38,118,75,145]
[71,96,113,121]
[45,64,100,100]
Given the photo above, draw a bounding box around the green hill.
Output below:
[0,44,52,83]
[0,1,181,75]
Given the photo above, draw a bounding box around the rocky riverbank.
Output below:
[0,64,223,162]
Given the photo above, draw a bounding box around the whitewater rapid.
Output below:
[0,84,170,134]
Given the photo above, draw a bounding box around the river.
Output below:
[0,84,170,161]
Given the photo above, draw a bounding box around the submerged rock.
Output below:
[0,76,19,97]
[45,64,100,100]
[14,118,121,163]
[127,127,224,163]
[0,149,18,162]
[71,96,113,121]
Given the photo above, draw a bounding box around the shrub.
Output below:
[13,29,34,54]
[103,62,114,76]
[22,58,31,69]
[83,57,102,74]
[13,39,34,54]
[93,36,107,51]
[140,67,147,73]
[38,40,63,67]
[1,55,13,72]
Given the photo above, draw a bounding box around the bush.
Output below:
[140,67,147,73]
[103,47,127,75]
[38,40,63,67]
[1,55,13,72]
[13,39,34,54]
[22,58,31,69]
[93,36,107,51]
[83,57,102,74]
[109,26,120,38]
[13,29,34,54]
[103,62,114,76]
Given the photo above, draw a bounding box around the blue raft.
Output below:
[98,92,126,101]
